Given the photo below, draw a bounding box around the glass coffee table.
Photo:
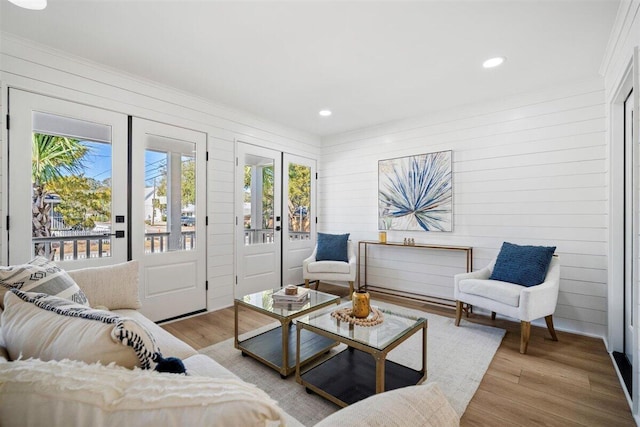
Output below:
[295,302,427,407]
[234,288,340,378]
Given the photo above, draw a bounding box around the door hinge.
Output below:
[205,280,209,291]
[206,151,209,161]
[5,114,9,130]
[236,216,238,226]
[236,157,239,166]
[315,217,318,224]
[5,215,9,231]
[315,172,318,179]
[235,275,238,285]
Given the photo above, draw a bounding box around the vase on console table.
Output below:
[352,290,370,318]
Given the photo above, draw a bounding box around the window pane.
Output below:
[243,155,274,245]
[288,163,311,241]
[31,112,113,261]
[143,142,196,253]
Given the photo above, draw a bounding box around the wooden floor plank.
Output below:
[481,372,635,426]
[518,370,633,419]
[471,388,585,427]
[161,283,635,426]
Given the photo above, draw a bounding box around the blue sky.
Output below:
[79,141,166,187]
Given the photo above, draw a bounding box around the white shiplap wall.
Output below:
[320,78,607,337]
[0,34,321,312]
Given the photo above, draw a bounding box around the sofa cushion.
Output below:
[458,278,523,307]
[0,358,285,427]
[307,260,351,274]
[314,382,459,427]
[316,232,350,262]
[0,257,89,309]
[2,290,158,369]
[67,260,141,310]
[183,354,239,380]
[489,242,556,287]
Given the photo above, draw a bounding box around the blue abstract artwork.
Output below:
[378,150,452,232]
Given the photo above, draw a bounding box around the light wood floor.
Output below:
[162,284,635,426]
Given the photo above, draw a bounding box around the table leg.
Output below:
[375,352,385,394]
[234,301,239,349]
[281,319,290,377]
[422,322,427,379]
[295,323,302,384]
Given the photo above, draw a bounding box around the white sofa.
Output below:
[0,261,459,427]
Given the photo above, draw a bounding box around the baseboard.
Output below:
[610,352,634,414]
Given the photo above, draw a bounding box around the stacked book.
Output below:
[272,286,310,308]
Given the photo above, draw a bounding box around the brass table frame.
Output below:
[234,291,340,378]
[358,240,473,306]
[295,315,427,407]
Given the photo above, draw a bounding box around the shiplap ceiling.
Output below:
[0,0,619,136]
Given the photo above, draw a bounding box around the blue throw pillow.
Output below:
[489,242,556,287]
[316,233,350,262]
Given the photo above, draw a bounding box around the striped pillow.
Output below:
[3,289,159,370]
[0,257,89,308]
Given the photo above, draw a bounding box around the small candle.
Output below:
[379,231,387,244]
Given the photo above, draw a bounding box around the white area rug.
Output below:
[199,300,505,427]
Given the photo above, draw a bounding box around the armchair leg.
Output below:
[491,311,496,320]
[520,321,531,354]
[304,279,310,289]
[455,301,462,326]
[314,280,320,291]
[348,281,354,295]
[545,315,558,341]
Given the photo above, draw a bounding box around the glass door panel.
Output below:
[282,154,316,286]
[243,155,275,245]
[32,113,114,261]
[287,162,312,241]
[144,146,197,253]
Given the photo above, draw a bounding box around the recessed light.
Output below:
[483,56,506,69]
[7,0,47,10]
[319,110,332,117]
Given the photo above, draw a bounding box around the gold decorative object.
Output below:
[331,306,384,327]
[378,231,387,244]
[284,284,298,295]
[351,290,371,318]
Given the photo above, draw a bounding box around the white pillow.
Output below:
[314,383,459,427]
[2,290,158,369]
[0,257,89,308]
[0,358,285,427]
[67,260,141,310]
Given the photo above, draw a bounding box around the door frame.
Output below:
[608,52,640,412]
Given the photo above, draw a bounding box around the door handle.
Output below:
[103,231,125,238]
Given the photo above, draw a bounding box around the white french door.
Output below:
[282,153,316,285]
[236,143,282,296]
[7,89,128,267]
[131,118,207,322]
